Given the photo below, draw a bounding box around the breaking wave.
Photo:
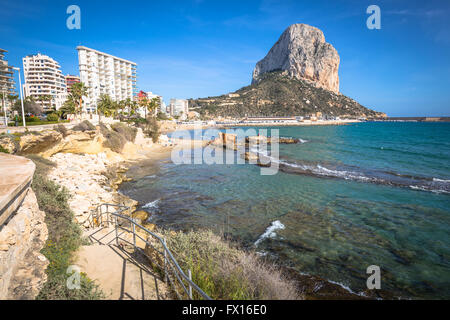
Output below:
[142,199,160,210]
[254,220,286,246]
[247,148,450,195]
[275,159,450,194]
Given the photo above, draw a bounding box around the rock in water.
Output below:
[252,23,340,93]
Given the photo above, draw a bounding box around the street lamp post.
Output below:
[13,67,26,128]
[2,89,7,127]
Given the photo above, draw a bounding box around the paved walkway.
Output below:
[0,154,35,226]
[0,122,80,134]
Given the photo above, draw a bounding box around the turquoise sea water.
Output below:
[120,122,450,299]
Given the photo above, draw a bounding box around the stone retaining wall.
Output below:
[0,189,48,299]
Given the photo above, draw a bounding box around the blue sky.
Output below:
[1,0,449,116]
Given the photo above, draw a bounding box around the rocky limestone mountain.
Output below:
[190,23,386,119]
[252,23,340,93]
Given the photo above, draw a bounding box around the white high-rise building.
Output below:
[77,46,137,113]
[22,53,67,111]
[146,91,167,115]
[169,99,189,120]
[0,49,16,115]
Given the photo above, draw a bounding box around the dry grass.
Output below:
[154,228,301,300]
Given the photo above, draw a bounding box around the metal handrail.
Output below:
[91,203,212,300]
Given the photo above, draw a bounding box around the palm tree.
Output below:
[44,95,53,110]
[130,100,138,116]
[124,98,133,116]
[97,94,114,122]
[36,95,45,110]
[35,95,52,112]
[58,99,76,119]
[138,97,149,118]
[71,82,89,118]
[112,100,120,118]
[147,97,160,118]
[7,94,18,104]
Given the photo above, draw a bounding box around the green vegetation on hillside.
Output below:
[190,71,385,119]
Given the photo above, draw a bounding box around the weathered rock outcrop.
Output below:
[39,130,103,158]
[0,189,49,299]
[252,23,340,93]
[18,131,63,155]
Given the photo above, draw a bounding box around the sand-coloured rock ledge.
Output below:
[0,154,35,226]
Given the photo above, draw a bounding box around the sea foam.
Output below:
[142,199,160,210]
[254,220,285,246]
[433,178,450,183]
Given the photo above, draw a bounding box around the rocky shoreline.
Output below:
[19,126,388,300]
[46,152,139,229]
[120,152,390,300]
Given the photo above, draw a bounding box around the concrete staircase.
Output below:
[75,226,169,300]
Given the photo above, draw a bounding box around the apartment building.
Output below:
[0,49,15,95]
[22,53,67,111]
[77,46,137,113]
[0,49,15,123]
[65,74,80,94]
[169,99,189,120]
[134,91,164,117]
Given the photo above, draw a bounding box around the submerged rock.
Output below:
[279,137,300,144]
[132,210,149,224]
[242,151,259,161]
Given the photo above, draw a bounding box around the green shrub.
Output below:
[110,122,137,142]
[125,117,147,125]
[28,116,41,122]
[103,130,127,153]
[47,113,59,122]
[72,120,96,132]
[27,155,104,300]
[100,122,137,153]
[156,112,169,121]
[54,124,68,137]
[0,144,9,154]
[144,117,160,143]
[18,116,40,123]
[98,122,110,136]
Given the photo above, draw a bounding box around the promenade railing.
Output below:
[89,203,212,300]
